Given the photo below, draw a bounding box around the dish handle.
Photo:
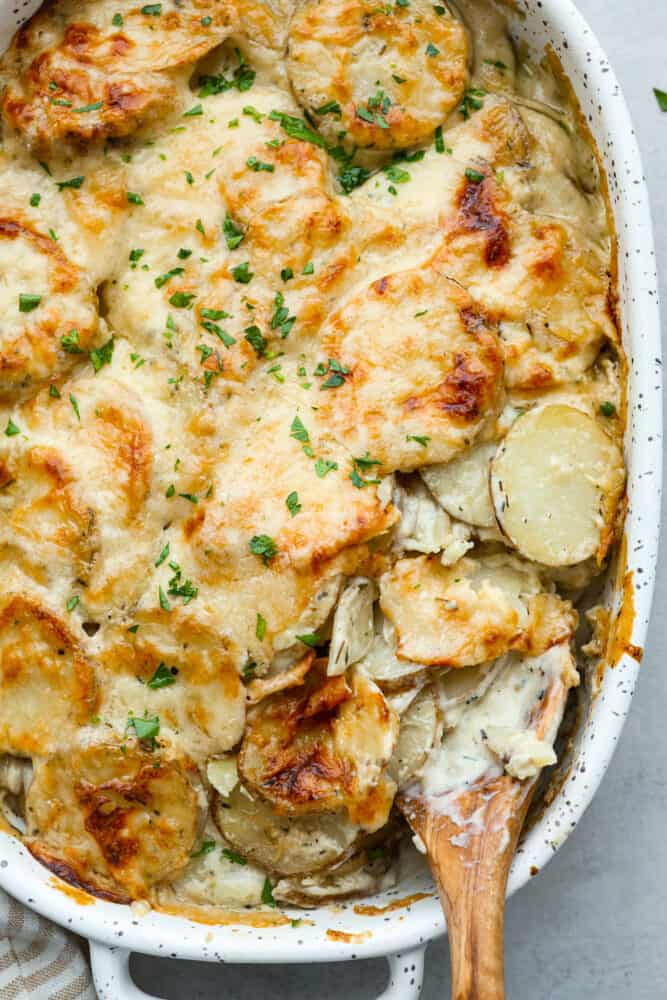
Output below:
[89,940,426,999]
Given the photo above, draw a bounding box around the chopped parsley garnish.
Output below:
[261,878,277,907]
[203,321,235,347]
[69,393,81,422]
[392,74,407,84]
[169,291,195,308]
[73,101,103,113]
[290,415,310,444]
[49,385,61,399]
[222,848,247,865]
[29,193,41,207]
[61,328,83,354]
[315,100,342,117]
[4,418,20,437]
[201,15,212,26]
[183,104,203,118]
[243,105,264,123]
[256,613,267,641]
[281,267,294,282]
[426,42,440,57]
[198,50,255,97]
[129,248,145,264]
[155,267,184,289]
[249,534,278,565]
[167,565,198,605]
[465,168,485,183]
[314,457,338,477]
[223,213,245,250]
[51,98,72,107]
[184,170,194,185]
[191,840,216,858]
[90,337,114,372]
[270,291,296,338]
[286,491,301,516]
[231,262,253,283]
[296,633,321,648]
[127,191,144,205]
[141,3,162,14]
[338,163,371,194]
[460,88,486,120]
[66,595,79,612]
[434,125,446,153]
[600,401,616,417]
[654,88,667,112]
[268,109,328,149]
[350,453,382,488]
[433,4,446,13]
[244,325,267,356]
[408,434,431,447]
[127,715,160,747]
[56,175,84,190]
[147,663,177,689]
[201,308,229,321]
[159,585,171,611]
[155,543,170,567]
[319,358,350,389]
[177,248,192,259]
[484,59,508,71]
[302,261,314,275]
[19,293,41,313]
[383,164,410,184]
[112,12,123,27]
[246,156,275,172]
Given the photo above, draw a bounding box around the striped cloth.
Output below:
[0,890,96,1000]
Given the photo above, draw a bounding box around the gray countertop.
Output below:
[132,2,667,996]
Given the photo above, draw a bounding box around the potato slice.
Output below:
[273,848,397,906]
[389,686,442,790]
[0,595,97,756]
[491,405,625,566]
[356,618,429,692]
[213,786,361,878]
[438,659,506,717]
[392,476,473,563]
[327,578,377,676]
[26,744,200,900]
[239,664,398,831]
[421,442,498,528]
[380,553,576,667]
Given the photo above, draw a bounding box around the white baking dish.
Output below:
[0,2,660,997]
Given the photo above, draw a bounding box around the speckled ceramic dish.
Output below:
[0,2,660,997]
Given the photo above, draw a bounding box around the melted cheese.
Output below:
[0,0,622,910]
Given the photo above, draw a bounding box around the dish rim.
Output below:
[0,0,661,969]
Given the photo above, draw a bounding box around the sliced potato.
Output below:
[392,476,473,563]
[273,845,397,906]
[0,595,97,756]
[156,827,267,909]
[356,618,429,692]
[438,659,506,717]
[327,578,377,676]
[213,785,361,877]
[239,664,398,831]
[490,405,625,566]
[26,744,200,900]
[421,442,498,528]
[389,686,442,790]
[379,553,576,667]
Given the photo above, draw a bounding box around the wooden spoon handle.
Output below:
[402,776,537,1000]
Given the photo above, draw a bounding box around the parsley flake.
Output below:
[56,176,84,190]
[249,534,278,565]
[223,213,245,250]
[147,663,176,689]
[231,262,253,283]
[286,491,301,516]
[4,418,20,437]
[256,613,267,641]
[90,337,114,372]
[19,293,41,313]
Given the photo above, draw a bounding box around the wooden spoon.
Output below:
[397,675,569,1000]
